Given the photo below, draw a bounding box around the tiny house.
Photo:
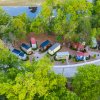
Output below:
[40,40,52,52]
[48,43,61,55]
[75,51,90,61]
[21,43,33,55]
[30,37,37,49]
[55,51,69,60]
[71,42,85,51]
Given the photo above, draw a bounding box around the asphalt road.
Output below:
[53,59,100,78]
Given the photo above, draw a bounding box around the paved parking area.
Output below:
[29,49,47,62]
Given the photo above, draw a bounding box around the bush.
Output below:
[56,35,63,42]
[93,54,96,59]
[62,59,66,63]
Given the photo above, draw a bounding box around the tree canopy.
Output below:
[0,47,80,100]
[72,64,100,100]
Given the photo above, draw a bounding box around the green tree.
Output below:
[5,13,31,45]
[17,13,31,33]
[0,7,11,25]
[0,39,23,71]
[72,64,100,100]
[30,17,44,34]
[30,0,56,34]
[53,0,92,41]
[0,56,79,100]
[93,0,100,27]
[0,7,11,39]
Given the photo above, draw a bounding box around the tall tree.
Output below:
[0,56,80,100]
[53,0,92,41]
[0,39,23,71]
[0,7,11,39]
[6,13,30,45]
[93,0,100,27]
[72,64,100,100]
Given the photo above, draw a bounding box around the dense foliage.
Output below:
[0,40,80,100]
[72,64,100,100]
[0,0,100,44]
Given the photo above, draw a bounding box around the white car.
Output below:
[11,49,27,60]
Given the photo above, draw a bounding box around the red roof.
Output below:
[72,42,85,49]
[77,51,89,56]
[84,52,90,56]
[31,37,36,44]
[78,44,84,49]
[77,52,84,56]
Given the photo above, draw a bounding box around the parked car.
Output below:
[75,51,90,61]
[48,43,61,55]
[11,48,27,60]
[54,51,69,60]
[30,37,37,49]
[70,42,85,51]
[91,37,97,49]
[39,40,52,52]
[21,43,33,54]
[97,41,100,50]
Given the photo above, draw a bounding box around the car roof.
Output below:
[49,43,60,51]
[73,42,84,49]
[77,52,89,56]
[12,49,20,54]
[40,40,51,48]
[77,52,84,56]
[56,52,69,56]
[21,43,30,49]
[19,52,24,57]
[31,37,36,44]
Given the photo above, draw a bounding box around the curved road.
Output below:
[53,58,100,78]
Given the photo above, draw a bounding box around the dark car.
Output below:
[39,40,52,52]
[11,48,27,60]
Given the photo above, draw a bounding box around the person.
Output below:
[85,46,89,52]
[83,56,86,62]
[66,56,69,64]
